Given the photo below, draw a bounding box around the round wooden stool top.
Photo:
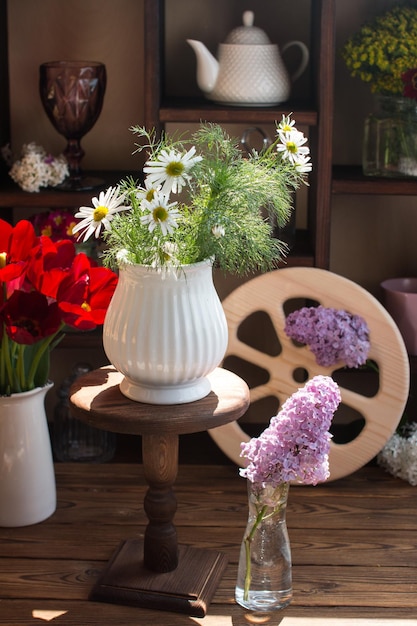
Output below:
[69,366,250,436]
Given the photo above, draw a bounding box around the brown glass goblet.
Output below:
[39,61,106,191]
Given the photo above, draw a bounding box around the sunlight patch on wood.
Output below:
[32,610,68,621]
[190,615,272,626]
[190,617,233,626]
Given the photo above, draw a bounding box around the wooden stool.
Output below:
[69,366,249,617]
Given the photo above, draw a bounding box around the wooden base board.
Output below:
[89,538,228,617]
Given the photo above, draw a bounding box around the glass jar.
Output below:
[363,95,417,178]
[235,480,292,612]
[53,363,116,462]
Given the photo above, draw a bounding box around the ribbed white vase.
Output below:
[0,382,56,527]
[103,259,228,404]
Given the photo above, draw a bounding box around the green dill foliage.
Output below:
[342,5,417,95]
[96,119,311,276]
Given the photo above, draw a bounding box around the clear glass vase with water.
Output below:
[363,95,417,178]
[235,480,292,611]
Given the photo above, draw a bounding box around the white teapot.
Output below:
[187,11,309,106]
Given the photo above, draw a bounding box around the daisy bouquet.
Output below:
[74,116,311,275]
[0,219,117,395]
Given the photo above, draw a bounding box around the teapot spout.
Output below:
[187,39,219,94]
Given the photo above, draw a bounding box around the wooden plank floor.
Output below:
[0,463,416,625]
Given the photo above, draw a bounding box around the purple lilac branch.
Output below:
[240,375,341,487]
[284,305,370,368]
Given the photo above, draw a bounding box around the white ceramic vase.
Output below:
[103,259,228,404]
[0,382,56,527]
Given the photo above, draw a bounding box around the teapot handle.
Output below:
[281,40,309,83]
[240,127,271,156]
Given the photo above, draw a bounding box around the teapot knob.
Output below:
[242,10,254,27]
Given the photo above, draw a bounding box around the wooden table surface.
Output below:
[1,462,416,625]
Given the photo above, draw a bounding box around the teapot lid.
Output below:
[225,11,271,45]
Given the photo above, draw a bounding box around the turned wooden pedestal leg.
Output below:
[142,433,179,572]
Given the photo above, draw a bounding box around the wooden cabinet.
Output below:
[0,1,336,269]
[2,2,417,244]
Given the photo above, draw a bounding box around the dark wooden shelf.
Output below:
[0,188,99,211]
[159,97,318,126]
[0,170,140,210]
[332,165,417,196]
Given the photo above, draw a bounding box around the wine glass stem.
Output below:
[64,139,85,180]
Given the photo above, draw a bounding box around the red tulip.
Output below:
[1,290,62,345]
[25,236,76,299]
[0,219,37,283]
[57,254,118,330]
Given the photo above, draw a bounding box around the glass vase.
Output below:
[363,95,417,178]
[235,481,292,612]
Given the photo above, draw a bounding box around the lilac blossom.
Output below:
[284,305,370,368]
[240,375,341,486]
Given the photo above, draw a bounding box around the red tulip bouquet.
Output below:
[0,218,118,395]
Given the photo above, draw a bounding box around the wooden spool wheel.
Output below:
[209,267,410,481]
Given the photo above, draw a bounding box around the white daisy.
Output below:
[277,113,296,134]
[140,192,180,236]
[277,129,310,165]
[143,146,202,195]
[151,242,180,268]
[135,177,160,203]
[116,248,132,265]
[73,186,131,241]
[212,224,225,239]
[162,241,179,262]
[294,153,313,174]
